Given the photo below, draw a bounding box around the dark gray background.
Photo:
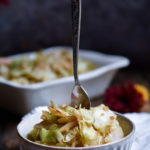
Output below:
[0,0,150,68]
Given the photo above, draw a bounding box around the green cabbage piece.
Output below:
[41,111,58,123]
[40,128,58,144]
[27,127,40,141]
[79,122,97,141]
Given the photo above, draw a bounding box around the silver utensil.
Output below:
[71,0,91,109]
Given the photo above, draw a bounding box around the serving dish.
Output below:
[0,46,129,114]
[17,108,135,150]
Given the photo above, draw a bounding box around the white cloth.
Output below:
[125,113,150,150]
[23,107,150,150]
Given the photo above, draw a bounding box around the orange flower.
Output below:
[135,84,149,102]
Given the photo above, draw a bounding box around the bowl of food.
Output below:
[17,102,135,150]
[0,46,129,114]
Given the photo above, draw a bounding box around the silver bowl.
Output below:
[17,111,135,150]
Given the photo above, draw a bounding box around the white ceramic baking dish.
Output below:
[0,46,129,114]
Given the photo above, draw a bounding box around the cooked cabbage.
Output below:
[27,102,124,147]
[0,50,97,85]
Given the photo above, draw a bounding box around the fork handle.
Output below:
[71,0,82,85]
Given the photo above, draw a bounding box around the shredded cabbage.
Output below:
[27,101,124,147]
[0,50,97,85]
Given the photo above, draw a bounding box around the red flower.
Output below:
[0,0,10,5]
[104,82,149,113]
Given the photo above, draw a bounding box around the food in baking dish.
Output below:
[0,50,96,85]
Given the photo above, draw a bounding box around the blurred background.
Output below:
[0,0,150,68]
